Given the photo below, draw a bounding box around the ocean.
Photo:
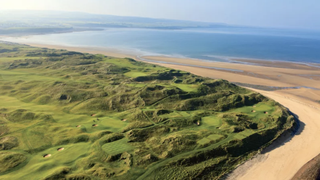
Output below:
[3,27,320,63]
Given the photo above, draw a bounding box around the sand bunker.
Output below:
[91,114,96,117]
[92,124,98,127]
[121,119,127,122]
[264,111,269,114]
[57,147,64,151]
[43,154,51,158]
[252,110,256,113]
[76,125,81,128]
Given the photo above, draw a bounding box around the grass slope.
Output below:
[0,42,295,180]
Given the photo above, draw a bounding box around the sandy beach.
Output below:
[14,43,320,179]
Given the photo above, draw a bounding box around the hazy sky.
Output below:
[1,0,320,29]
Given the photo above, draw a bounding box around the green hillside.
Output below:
[0,42,295,180]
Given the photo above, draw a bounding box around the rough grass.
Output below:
[0,43,296,180]
[0,151,27,174]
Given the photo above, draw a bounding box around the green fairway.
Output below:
[197,134,224,145]
[102,138,134,155]
[0,143,90,180]
[173,83,199,92]
[124,71,149,78]
[202,115,222,127]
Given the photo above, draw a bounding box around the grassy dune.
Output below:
[0,42,295,180]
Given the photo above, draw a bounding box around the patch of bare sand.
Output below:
[291,153,320,180]
[277,88,320,103]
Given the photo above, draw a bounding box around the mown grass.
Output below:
[202,115,222,127]
[124,71,149,78]
[197,134,224,145]
[0,143,90,180]
[173,83,199,92]
[0,43,295,180]
[102,138,134,155]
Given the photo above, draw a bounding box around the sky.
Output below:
[1,0,320,29]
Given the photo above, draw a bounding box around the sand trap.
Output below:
[121,119,127,122]
[91,114,96,117]
[92,124,98,127]
[57,147,64,151]
[76,125,81,128]
[252,110,256,113]
[43,154,51,158]
[264,111,269,114]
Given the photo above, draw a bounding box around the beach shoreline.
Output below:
[3,42,320,180]
[2,36,320,68]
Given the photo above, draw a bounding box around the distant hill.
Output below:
[0,10,232,35]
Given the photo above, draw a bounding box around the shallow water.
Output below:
[2,27,320,63]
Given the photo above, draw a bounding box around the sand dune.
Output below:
[18,43,320,180]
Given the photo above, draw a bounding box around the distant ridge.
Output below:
[0,10,230,30]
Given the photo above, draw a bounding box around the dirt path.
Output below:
[226,89,320,180]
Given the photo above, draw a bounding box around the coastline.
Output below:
[4,42,320,180]
[20,43,138,59]
[0,27,104,38]
[22,43,320,90]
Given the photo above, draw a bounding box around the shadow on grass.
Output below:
[261,111,304,154]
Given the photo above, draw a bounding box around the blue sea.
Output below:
[4,27,320,63]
